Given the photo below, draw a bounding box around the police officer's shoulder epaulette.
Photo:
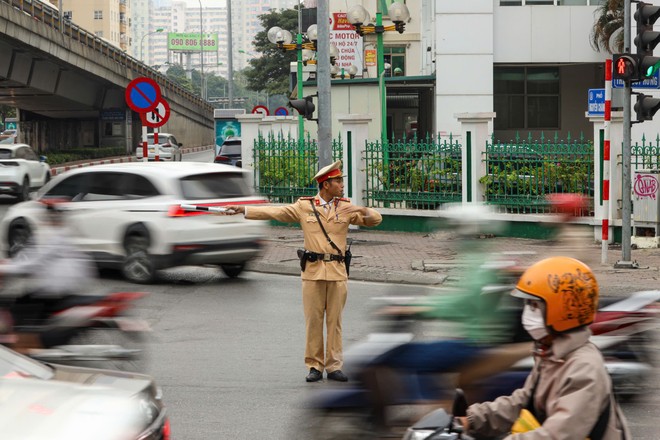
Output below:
[336,197,351,203]
[299,196,314,201]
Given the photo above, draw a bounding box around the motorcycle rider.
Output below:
[459,256,630,439]
[1,199,99,348]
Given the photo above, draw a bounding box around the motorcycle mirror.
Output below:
[452,388,468,417]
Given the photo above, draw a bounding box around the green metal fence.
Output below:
[482,133,594,214]
[363,135,463,209]
[631,134,660,171]
[253,133,343,203]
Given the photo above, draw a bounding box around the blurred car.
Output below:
[0,162,267,283]
[214,137,242,168]
[1,129,17,137]
[0,344,169,440]
[135,133,183,161]
[0,143,51,201]
[0,135,16,144]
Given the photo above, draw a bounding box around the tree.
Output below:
[591,0,624,54]
[243,7,300,97]
[164,64,196,93]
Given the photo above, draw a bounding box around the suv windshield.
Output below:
[180,172,251,199]
[220,144,241,155]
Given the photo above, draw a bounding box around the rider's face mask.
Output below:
[522,300,549,341]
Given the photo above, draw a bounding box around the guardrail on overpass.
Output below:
[4,0,212,113]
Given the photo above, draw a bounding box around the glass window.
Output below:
[220,143,242,155]
[179,172,252,200]
[0,149,12,159]
[15,147,27,159]
[43,174,90,200]
[24,147,38,161]
[494,66,560,130]
[121,174,160,198]
[78,172,128,201]
[94,10,103,19]
[384,47,406,77]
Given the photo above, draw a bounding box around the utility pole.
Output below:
[316,0,332,168]
[227,0,234,108]
[616,0,634,268]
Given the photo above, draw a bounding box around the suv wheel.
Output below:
[220,263,245,278]
[122,235,156,284]
[7,218,31,257]
[17,177,29,202]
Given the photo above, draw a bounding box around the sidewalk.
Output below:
[249,225,660,296]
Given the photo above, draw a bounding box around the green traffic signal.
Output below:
[642,57,660,77]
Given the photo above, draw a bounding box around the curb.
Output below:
[50,145,215,176]
[247,260,448,286]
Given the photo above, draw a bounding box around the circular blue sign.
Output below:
[274,106,289,116]
[125,77,162,113]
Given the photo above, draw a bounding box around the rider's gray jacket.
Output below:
[466,327,630,440]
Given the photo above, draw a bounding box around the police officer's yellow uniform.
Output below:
[244,161,382,376]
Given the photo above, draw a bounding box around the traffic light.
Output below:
[613,54,639,81]
[634,94,660,121]
[635,2,660,78]
[289,95,316,120]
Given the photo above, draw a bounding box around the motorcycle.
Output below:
[401,389,473,440]
[297,289,660,439]
[0,290,150,372]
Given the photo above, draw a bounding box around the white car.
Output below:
[135,133,183,161]
[0,143,51,201]
[1,162,267,283]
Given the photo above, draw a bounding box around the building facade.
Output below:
[61,0,130,51]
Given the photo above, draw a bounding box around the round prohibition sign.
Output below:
[125,77,162,113]
[140,98,170,128]
[252,105,269,116]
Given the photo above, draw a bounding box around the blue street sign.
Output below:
[125,77,161,113]
[612,70,660,89]
[274,106,289,116]
[588,88,605,116]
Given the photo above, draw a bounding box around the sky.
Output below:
[183,0,226,6]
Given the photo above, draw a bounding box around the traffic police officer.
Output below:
[224,160,382,382]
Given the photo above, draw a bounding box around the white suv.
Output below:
[1,162,267,283]
[0,144,51,201]
[135,133,183,161]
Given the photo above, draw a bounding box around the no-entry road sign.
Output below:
[141,99,171,128]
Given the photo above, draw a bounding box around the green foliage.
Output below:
[45,147,126,165]
[243,7,300,96]
[479,155,593,197]
[257,151,316,188]
[591,0,624,54]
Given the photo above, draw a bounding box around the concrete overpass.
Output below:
[0,0,214,153]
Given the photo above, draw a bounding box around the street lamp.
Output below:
[140,27,164,63]
[348,2,410,146]
[197,0,205,100]
[267,23,317,144]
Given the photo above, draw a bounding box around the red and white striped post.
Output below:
[154,128,159,162]
[602,59,612,264]
[141,126,148,163]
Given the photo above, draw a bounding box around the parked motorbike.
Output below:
[0,290,150,372]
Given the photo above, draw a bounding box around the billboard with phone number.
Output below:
[167,33,218,52]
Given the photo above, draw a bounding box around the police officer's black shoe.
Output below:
[306,368,323,382]
[327,370,348,382]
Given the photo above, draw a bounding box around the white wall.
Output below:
[494,6,607,63]
[435,0,494,136]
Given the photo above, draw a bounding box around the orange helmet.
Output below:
[512,257,598,333]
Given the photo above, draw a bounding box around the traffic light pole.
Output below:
[316,0,332,168]
[617,0,635,268]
